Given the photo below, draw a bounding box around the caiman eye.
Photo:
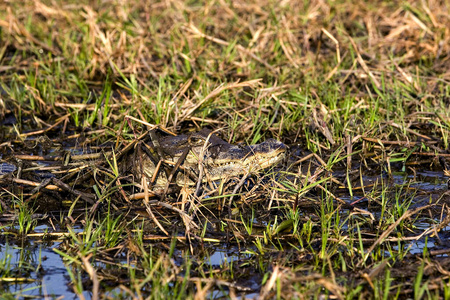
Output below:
[188,136,205,145]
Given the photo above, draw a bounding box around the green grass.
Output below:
[1,0,450,298]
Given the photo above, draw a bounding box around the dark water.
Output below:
[1,139,449,298]
[0,226,85,299]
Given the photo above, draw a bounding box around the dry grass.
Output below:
[1,0,450,299]
[1,0,449,134]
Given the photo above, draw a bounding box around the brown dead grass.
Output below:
[1,0,448,106]
[1,0,450,299]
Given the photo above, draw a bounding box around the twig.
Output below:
[357,204,432,267]
[19,114,69,137]
[51,178,96,205]
[178,78,262,121]
[80,254,99,300]
[11,178,61,191]
[362,137,438,146]
[143,178,169,236]
[227,173,249,218]
[346,34,380,89]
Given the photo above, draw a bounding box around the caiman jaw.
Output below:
[201,139,286,180]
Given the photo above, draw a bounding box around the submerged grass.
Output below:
[1,0,450,298]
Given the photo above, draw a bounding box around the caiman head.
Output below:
[135,129,286,188]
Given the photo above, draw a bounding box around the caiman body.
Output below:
[133,129,286,188]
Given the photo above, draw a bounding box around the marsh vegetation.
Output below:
[1,0,450,298]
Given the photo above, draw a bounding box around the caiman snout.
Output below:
[205,138,286,173]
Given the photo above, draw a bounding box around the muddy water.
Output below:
[1,171,447,299]
[1,133,450,298]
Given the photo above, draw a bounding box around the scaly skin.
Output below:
[136,129,286,188]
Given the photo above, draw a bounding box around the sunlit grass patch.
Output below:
[0,0,450,298]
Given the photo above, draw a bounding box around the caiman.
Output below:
[130,129,286,189]
[0,129,286,194]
